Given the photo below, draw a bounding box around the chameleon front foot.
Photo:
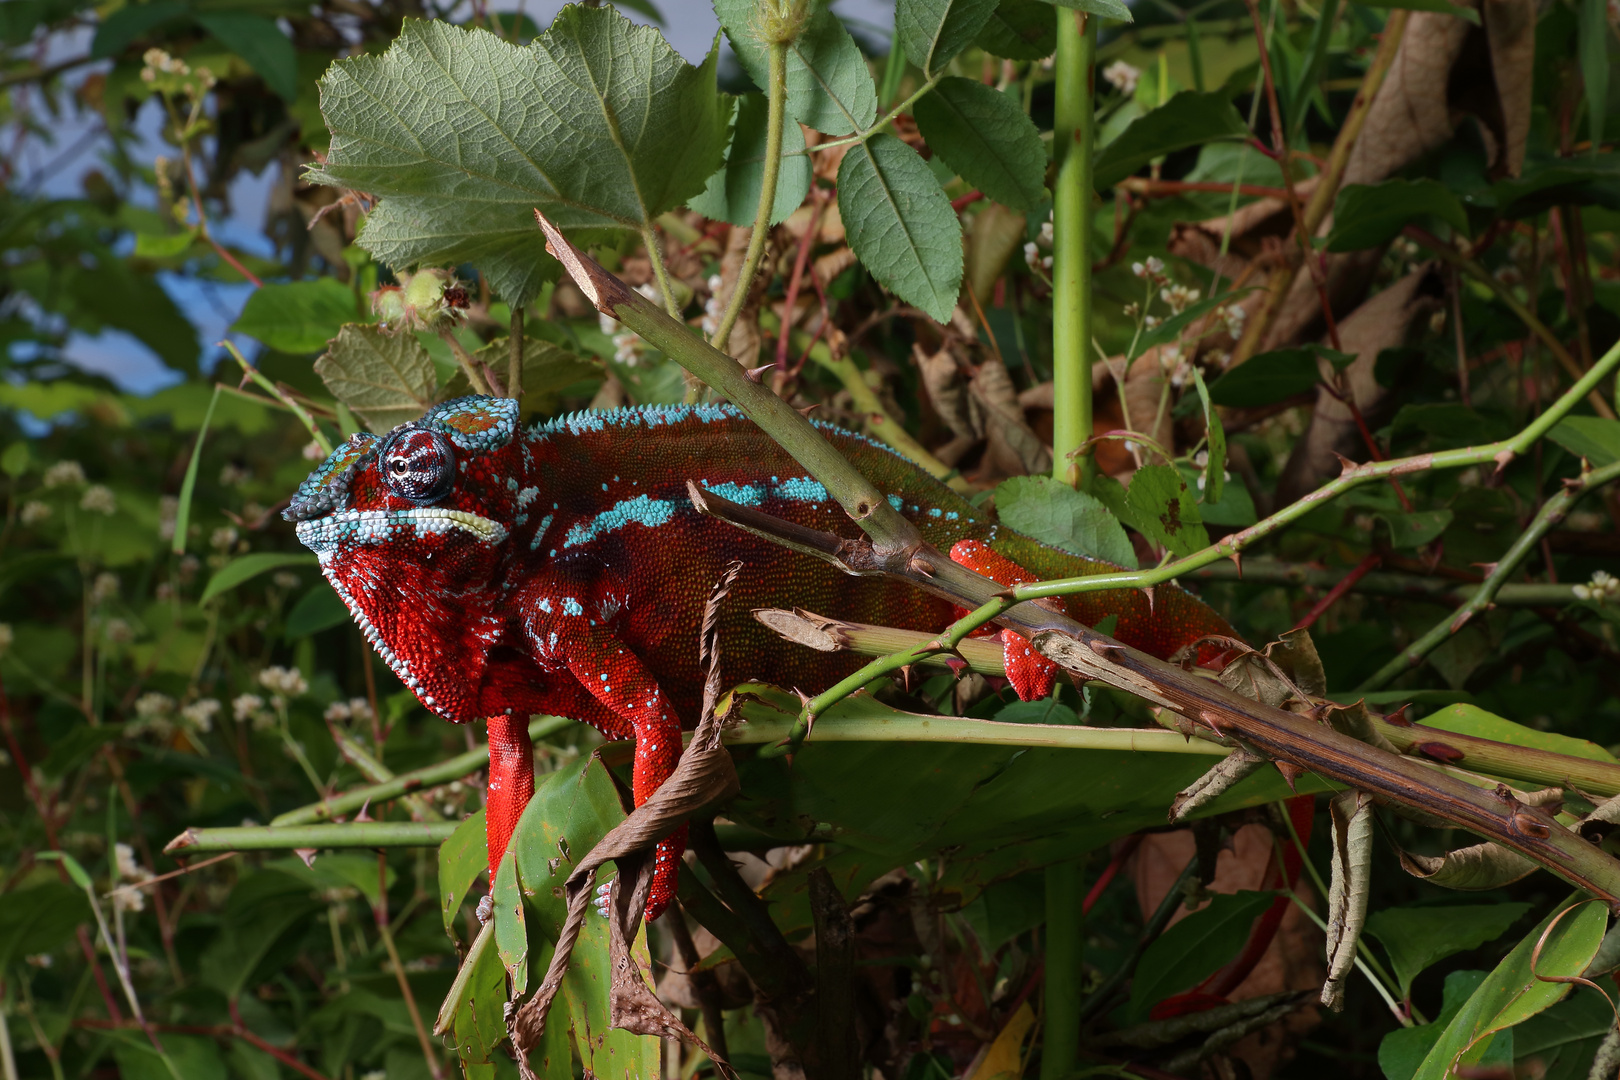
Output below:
[949,539,1059,701]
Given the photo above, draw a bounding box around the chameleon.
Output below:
[285,396,1234,921]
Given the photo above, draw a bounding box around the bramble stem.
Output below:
[1051,10,1097,487]
[1356,457,1620,691]
[640,225,681,318]
[710,40,787,355]
[165,821,458,852]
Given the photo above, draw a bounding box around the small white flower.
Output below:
[103,619,133,645]
[134,693,175,720]
[115,842,148,882]
[599,312,621,336]
[323,700,352,723]
[302,441,327,462]
[1574,570,1620,604]
[91,572,120,604]
[209,526,238,552]
[258,665,308,697]
[1038,220,1053,247]
[347,697,373,722]
[111,884,146,914]
[1023,241,1041,268]
[181,699,221,732]
[20,500,51,525]
[79,485,117,515]
[232,693,265,723]
[42,461,85,488]
[218,463,250,487]
[1102,59,1141,96]
[24,954,52,968]
[157,495,179,540]
[272,571,300,589]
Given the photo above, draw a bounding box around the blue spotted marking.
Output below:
[563,597,584,616]
[530,513,554,551]
[776,477,829,503]
[702,481,763,507]
[564,494,677,548]
[537,598,553,613]
[887,495,903,511]
[517,486,539,509]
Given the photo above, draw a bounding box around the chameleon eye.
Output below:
[382,429,456,504]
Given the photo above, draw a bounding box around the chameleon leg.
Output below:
[485,714,534,880]
[525,596,685,920]
[949,539,1059,701]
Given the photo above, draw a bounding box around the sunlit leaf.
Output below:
[314,324,439,433]
[838,133,964,323]
[994,474,1136,568]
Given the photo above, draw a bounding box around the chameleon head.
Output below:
[283,396,524,723]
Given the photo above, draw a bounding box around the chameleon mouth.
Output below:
[295,507,509,554]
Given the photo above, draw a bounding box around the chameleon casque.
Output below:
[285,396,1234,920]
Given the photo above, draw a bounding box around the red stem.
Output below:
[950,190,984,211]
[1293,552,1382,631]
[776,189,828,373]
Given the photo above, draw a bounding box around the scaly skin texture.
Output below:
[286,397,1234,919]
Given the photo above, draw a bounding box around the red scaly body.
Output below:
[286,397,1234,919]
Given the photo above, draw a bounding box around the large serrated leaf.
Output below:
[1125,464,1208,557]
[310,12,728,305]
[993,475,1135,568]
[898,0,1000,77]
[1093,90,1250,189]
[838,133,963,323]
[914,77,1047,211]
[714,0,877,136]
[315,324,439,433]
[688,92,812,227]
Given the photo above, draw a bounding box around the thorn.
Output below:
[745,364,773,382]
[898,664,914,692]
[1275,759,1305,792]
[1230,550,1243,579]
[1416,741,1465,764]
[1492,448,1516,478]
[294,847,319,868]
[909,555,936,577]
[1141,585,1155,615]
[1088,639,1127,661]
[1383,703,1412,727]
[797,403,822,417]
[1333,452,1358,476]
[355,797,374,822]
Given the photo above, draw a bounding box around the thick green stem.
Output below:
[1051,11,1097,486]
[164,821,457,853]
[1042,859,1085,1080]
[273,715,571,827]
[710,40,787,356]
[1356,458,1620,692]
[640,225,682,318]
[1187,559,1586,605]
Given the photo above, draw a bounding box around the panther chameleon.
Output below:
[285,396,1234,920]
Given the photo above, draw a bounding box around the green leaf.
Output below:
[1328,179,1470,251]
[688,93,813,227]
[994,475,1136,568]
[440,809,487,931]
[311,13,729,305]
[492,849,528,994]
[1093,90,1251,189]
[714,0,878,136]
[1191,367,1226,505]
[1379,970,1489,1080]
[914,77,1047,211]
[838,133,964,323]
[232,278,360,354]
[90,0,187,58]
[133,229,197,258]
[0,881,91,970]
[1128,891,1277,1021]
[1511,986,1618,1080]
[1205,347,1324,406]
[1035,0,1132,19]
[1125,464,1208,557]
[1351,0,1480,24]
[196,12,298,100]
[446,923,509,1071]
[1,441,29,478]
[1411,898,1608,1080]
[37,850,94,891]
[1126,292,1234,362]
[201,553,320,604]
[975,0,1057,59]
[1418,703,1618,764]
[284,585,350,639]
[1492,156,1620,218]
[1376,509,1453,549]
[1366,903,1533,1000]
[314,324,440,433]
[1548,416,1620,466]
[898,0,1000,77]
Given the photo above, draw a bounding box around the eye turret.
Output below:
[382,429,456,504]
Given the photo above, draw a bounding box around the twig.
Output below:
[1292,552,1380,630]
[437,326,493,396]
[374,853,443,1079]
[1356,458,1620,691]
[165,821,457,854]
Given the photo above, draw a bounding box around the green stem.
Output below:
[220,343,334,455]
[1011,335,1620,604]
[1041,859,1085,1080]
[727,709,1230,755]
[640,225,682,318]
[326,726,440,822]
[164,821,458,853]
[1356,457,1620,692]
[274,715,570,826]
[1186,559,1587,605]
[710,40,787,355]
[1051,10,1097,486]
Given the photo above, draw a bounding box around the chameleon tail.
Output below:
[949,539,1061,701]
[485,714,535,880]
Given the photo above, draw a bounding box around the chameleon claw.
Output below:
[593,880,613,920]
[476,894,494,925]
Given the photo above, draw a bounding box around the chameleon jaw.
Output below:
[294,507,509,554]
